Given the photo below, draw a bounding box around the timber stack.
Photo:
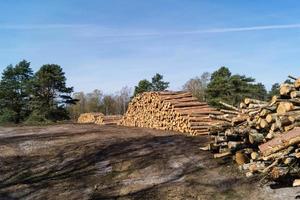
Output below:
[119,91,224,135]
[77,112,104,124]
[78,113,122,125]
[95,115,122,125]
[208,75,300,184]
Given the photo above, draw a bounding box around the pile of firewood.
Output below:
[119,91,224,135]
[78,113,122,125]
[208,76,300,184]
[77,113,104,124]
[95,115,122,125]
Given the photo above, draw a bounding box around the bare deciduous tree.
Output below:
[68,87,132,118]
[182,72,210,101]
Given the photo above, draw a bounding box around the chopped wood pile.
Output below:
[77,113,104,124]
[119,91,224,135]
[95,115,122,125]
[208,76,300,183]
[78,113,122,125]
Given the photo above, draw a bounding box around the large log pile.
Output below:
[77,113,104,124]
[119,91,223,135]
[208,76,300,183]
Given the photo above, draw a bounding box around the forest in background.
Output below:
[0,60,283,124]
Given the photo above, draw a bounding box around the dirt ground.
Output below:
[0,124,299,200]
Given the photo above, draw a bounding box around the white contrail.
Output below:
[91,23,300,38]
[1,23,300,36]
[192,24,300,33]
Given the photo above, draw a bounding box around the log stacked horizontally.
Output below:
[119,91,223,135]
[78,113,122,125]
[208,76,300,183]
[95,115,122,125]
[77,113,104,124]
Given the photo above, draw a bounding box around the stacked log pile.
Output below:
[95,115,122,125]
[78,113,122,125]
[119,91,224,135]
[77,113,104,124]
[208,76,300,183]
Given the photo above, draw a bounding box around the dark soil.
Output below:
[0,124,297,200]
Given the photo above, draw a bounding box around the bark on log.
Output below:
[249,132,265,144]
[259,127,300,156]
[244,98,267,105]
[219,101,239,111]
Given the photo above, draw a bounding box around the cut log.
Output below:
[240,102,247,109]
[290,91,300,99]
[259,127,300,156]
[251,152,259,160]
[219,101,239,111]
[172,101,208,108]
[295,78,300,88]
[244,98,267,105]
[266,114,277,123]
[260,109,272,117]
[261,146,294,161]
[249,132,265,144]
[232,115,248,125]
[280,83,295,96]
[277,102,294,115]
[220,109,240,115]
[260,119,269,129]
[293,179,300,187]
[214,152,232,158]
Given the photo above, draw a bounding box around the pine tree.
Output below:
[133,73,169,97]
[206,66,267,107]
[0,60,33,123]
[151,73,169,91]
[30,64,75,121]
[133,79,153,97]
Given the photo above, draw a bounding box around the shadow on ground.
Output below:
[0,124,286,200]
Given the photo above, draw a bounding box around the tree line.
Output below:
[132,66,281,108]
[66,73,169,119]
[67,87,131,120]
[0,60,283,124]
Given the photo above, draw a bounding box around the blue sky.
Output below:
[0,0,300,93]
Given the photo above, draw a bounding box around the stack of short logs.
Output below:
[78,113,122,125]
[77,113,104,124]
[95,115,122,125]
[208,75,300,184]
[119,91,224,135]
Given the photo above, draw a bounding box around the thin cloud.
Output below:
[0,24,90,30]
